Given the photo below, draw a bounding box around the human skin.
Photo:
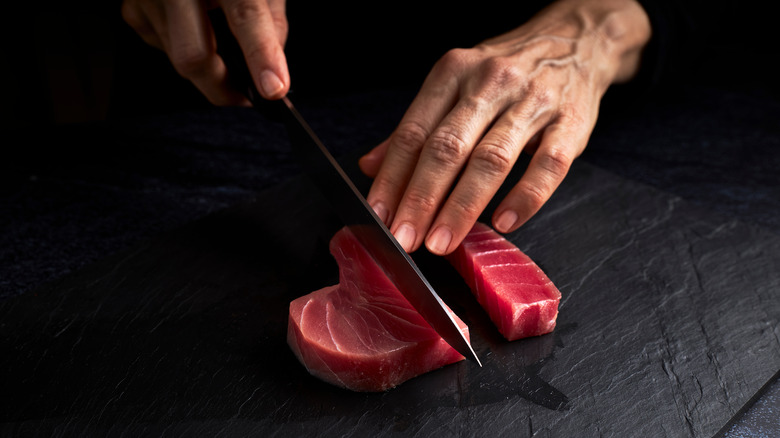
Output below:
[358,0,652,255]
[122,0,651,255]
[121,0,290,104]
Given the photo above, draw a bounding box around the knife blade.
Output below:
[279,97,480,366]
[210,11,479,364]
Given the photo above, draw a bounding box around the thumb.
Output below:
[221,0,290,100]
[359,139,391,178]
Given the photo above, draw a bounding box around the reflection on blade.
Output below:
[281,97,480,366]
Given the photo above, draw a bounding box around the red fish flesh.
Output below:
[287,226,468,392]
[446,222,561,341]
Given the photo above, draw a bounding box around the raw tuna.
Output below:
[288,226,468,392]
[446,222,561,341]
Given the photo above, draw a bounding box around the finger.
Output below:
[358,139,390,180]
[424,102,553,255]
[165,0,248,106]
[390,96,501,253]
[122,0,165,50]
[221,0,290,100]
[492,114,592,234]
[267,0,288,45]
[365,65,459,229]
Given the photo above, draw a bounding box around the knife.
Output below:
[279,97,480,366]
[212,13,480,365]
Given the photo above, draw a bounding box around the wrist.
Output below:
[512,0,651,88]
[474,0,652,93]
[563,0,652,84]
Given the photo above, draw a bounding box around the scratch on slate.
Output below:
[41,292,70,333]
[84,244,147,289]
[53,317,76,338]
[234,386,261,418]
[95,395,118,425]
[30,347,49,380]
[114,355,142,390]
[270,392,294,418]
[68,324,87,364]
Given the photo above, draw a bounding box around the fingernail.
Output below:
[259,70,284,97]
[495,210,518,233]
[371,202,389,224]
[427,226,452,255]
[394,223,416,252]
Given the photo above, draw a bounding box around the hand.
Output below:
[121,0,290,105]
[359,0,651,255]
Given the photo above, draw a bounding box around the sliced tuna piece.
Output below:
[288,226,468,392]
[446,222,561,341]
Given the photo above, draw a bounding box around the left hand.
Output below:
[358,0,651,255]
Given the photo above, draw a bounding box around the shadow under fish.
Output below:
[271,253,572,423]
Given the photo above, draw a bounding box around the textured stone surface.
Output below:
[2,156,778,436]
[1,86,778,435]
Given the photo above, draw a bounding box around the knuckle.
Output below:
[403,189,439,215]
[526,81,554,109]
[517,180,548,212]
[427,128,469,166]
[170,45,212,78]
[370,177,401,203]
[435,48,472,75]
[242,44,271,65]
[481,56,522,87]
[392,121,429,155]
[448,192,483,218]
[224,0,265,26]
[274,16,289,40]
[558,103,588,128]
[458,94,489,115]
[537,147,572,180]
[472,142,514,175]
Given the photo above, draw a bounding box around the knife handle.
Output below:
[209,9,287,122]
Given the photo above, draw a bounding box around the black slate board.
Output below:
[2,156,779,436]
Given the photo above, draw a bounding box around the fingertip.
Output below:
[426,225,453,256]
[494,209,519,234]
[370,201,389,225]
[235,96,253,107]
[358,156,373,178]
[258,70,286,99]
[393,223,418,253]
[358,141,390,178]
[359,152,381,178]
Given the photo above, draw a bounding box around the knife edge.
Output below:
[280,97,481,366]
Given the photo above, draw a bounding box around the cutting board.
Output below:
[2,155,778,436]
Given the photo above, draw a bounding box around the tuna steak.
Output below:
[446,222,561,341]
[287,226,468,392]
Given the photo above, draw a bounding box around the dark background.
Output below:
[1,0,776,129]
[1,1,778,436]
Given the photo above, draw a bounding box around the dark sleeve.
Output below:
[628,0,769,93]
[605,0,771,107]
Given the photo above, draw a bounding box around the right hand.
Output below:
[122,0,290,105]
